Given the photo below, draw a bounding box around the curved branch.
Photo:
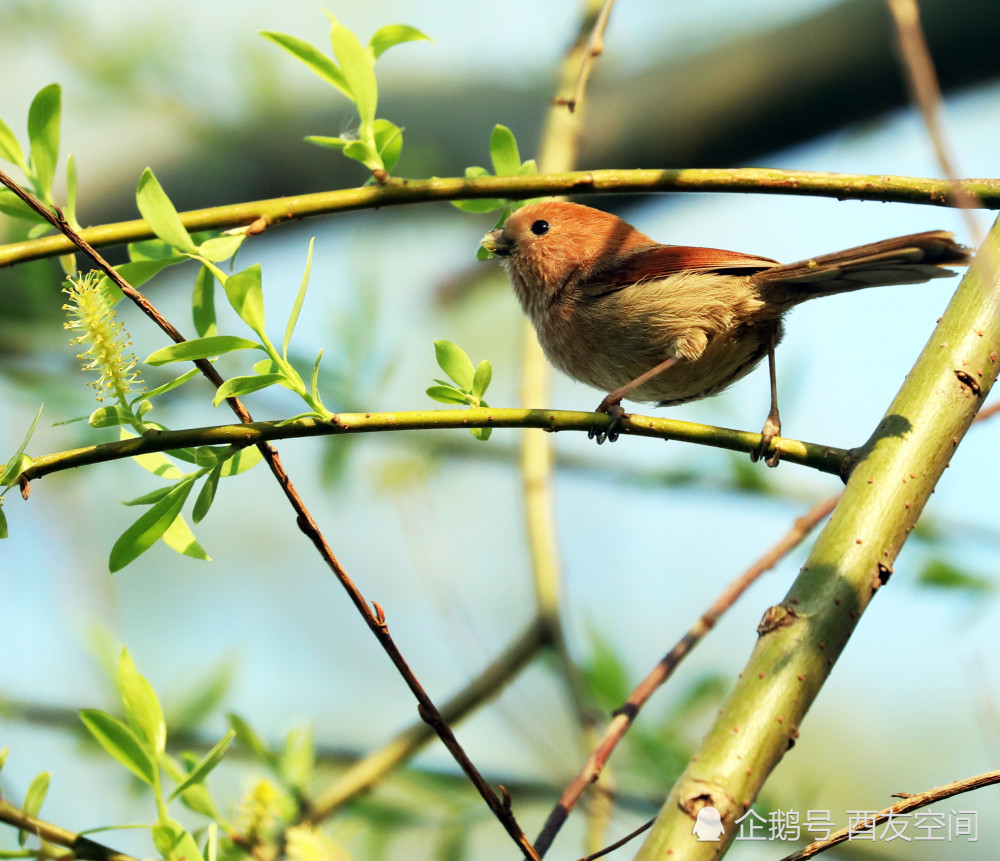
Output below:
[2,169,998,267]
[0,800,138,861]
[14,410,850,491]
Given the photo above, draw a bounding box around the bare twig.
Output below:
[2,169,998,268]
[778,768,1000,859]
[0,167,540,861]
[560,0,617,113]
[577,816,654,861]
[534,494,840,856]
[0,800,138,861]
[885,0,984,243]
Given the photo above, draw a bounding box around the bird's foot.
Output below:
[588,397,628,444]
[751,413,781,467]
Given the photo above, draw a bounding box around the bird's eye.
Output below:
[530,219,550,236]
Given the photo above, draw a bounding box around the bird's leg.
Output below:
[751,329,781,467]
[588,356,680,444]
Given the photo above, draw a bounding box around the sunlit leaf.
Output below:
[79,709,156,784]
[136,168,198,254]
[369,24,431,59]
[27,84,60,200]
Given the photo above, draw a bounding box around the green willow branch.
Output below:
[15,410,849,491]
[0,800,138,861]
[633,216,1000,859]
[2,169,998,268]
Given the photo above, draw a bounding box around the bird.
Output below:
[481,200,970,465]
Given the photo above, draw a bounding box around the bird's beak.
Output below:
[481,228,515,258]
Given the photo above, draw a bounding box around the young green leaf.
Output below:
[88,405,135,428]
[434,340,475,390]
[65,153,79,226]
[121,429,187,479]
[152,819,205,861]
[260,31,349,97]
[369,24,431,59]
[223,264,266,335]
[371,119,403,174]
[137,367,201,404]
[212,373,286,407]
[470,426,492,442]
[0,189,50,222]
[471,360,492,404]
[27,84,61,200]
[122,486,175,507]
[162,513,211,561]
[146,336,263,366]
[330,22,378,126]
[192,264,217,338]
[135,168,198,254]
[303,135,350,151]
[284,238,315,361]
[197,234,246,263]
[280,725,314,792]
[19,772,50,845]
[342,139,378,170]
[426,385,469,405]
[108,477,195,572]
[193,466,221,524]
[79,709,157,784]
[168,729,235,800]
[218,446,263,477]
[0,114,27,170]
[0,508,8,540]
[0,747,8,769]
[117,648,167,757]
[170,659,236,732]
[489,124,521,176]
[1,404,43,488]
[228,713,278,768]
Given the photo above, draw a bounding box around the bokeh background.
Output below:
[2,0,999,858]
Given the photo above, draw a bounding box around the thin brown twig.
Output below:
[533,493,840,856]
[560,0,616,114]
[778,767,1000,859]
[0,799,138,861]
[885,0,984,243]
[0,167,540,861]
[576,816,654,861]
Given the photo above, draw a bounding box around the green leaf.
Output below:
[369,24,431,59]
[434,340,475,390]
[342,139,378,170]
[470,426,492,442]
[471,360,492,403]
[108,478,195,572]
[284,238,315,361]
[96,258,185,300]
[197,234,246,263]
[1,405,43,488]
[918,559,995,592]
[127,238,183,261]
[0,508,8,540]
[219,446,263,477]
[372,119,403,174]
[122,486,175,507]
[213,374,286,407]
[0,747,8,769]
[223,264,266,335]
[0,189,49,223]
[193,466,221,524]
[304,135,350,151]
[27,84,60,200]
[19,772,50,845]
[280,725,314,792]
[170,659,236,731]
[228,713,277,767]
[193,264,217,338]
[260,31,349,97]
[584,628,631,711]
[136,168,198,254]
[117,648,167,757]
[425,385,469,405]
[138,367,201,404]
[331,22,377,126]
[79,709,156,784]
[152,819,205,861]
[168,729,235,800]
[0,114,27,169]
[489,124,520,176]
[451,198,505,214]
[121,428,187,479]
[162,513,211,561]
[88,405,135,428]
[146,336,263,366]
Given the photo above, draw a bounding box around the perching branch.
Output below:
[2,168,998,267]
[15,411,851,490]
[0,799,138,861]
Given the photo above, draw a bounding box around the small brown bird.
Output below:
[482,201,970,464]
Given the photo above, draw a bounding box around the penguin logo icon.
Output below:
[692,805,725,842]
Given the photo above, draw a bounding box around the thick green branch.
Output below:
[14,409,849,490]
[633,217,1000,859]
[2,169,998,267]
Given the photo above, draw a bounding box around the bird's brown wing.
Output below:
[577,244,778,299]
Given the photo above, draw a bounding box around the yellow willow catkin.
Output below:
[62,271,144,402]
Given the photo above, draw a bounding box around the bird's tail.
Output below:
[753,230,970,305]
